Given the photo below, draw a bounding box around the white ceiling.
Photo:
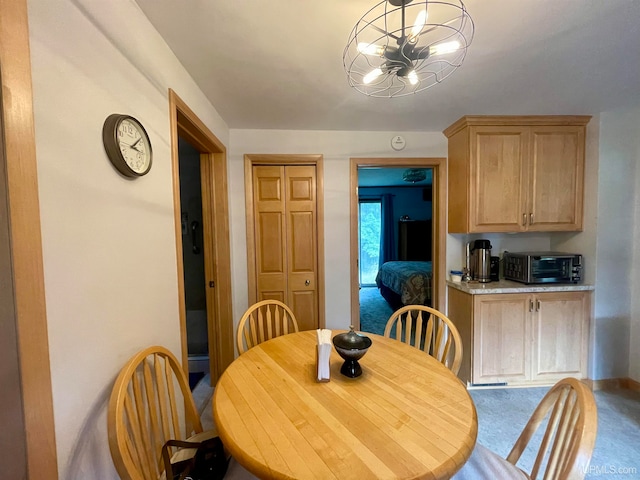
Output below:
[135,0,640,132]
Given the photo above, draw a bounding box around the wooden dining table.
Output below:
[213,330,477,480]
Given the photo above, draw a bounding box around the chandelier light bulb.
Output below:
[409,9,428,42]
[363,68,384,84]
[343,0,474,98]
[429,40,462,56]
[357,42,386,56]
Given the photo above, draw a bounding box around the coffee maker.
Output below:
[467,239,493,283]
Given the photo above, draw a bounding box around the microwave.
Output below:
[503,252,582,284]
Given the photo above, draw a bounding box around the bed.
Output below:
[375,261,432,311]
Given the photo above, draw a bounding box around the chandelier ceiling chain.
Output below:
[343,0,474,98]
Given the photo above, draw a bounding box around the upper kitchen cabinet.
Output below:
[444,116,591,233]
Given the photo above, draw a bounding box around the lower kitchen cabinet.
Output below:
[448,288,590,386]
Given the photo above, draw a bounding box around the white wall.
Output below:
[590,108,640,382]
[632,110,640,382]
[27,0,229,478]
[227,130,571,329]
[227,130,447,330]
[588,110,639,380]
[25,1,640,476]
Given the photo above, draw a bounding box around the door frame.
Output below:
[244,154,325,328]
[169,90,234,383]
[350,158,447,328]
[1,0,58,476]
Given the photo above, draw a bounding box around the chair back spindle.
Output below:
[506,377,597,480]
[237,300,299,354]
[384,305,463,375]
[108,346,203,480]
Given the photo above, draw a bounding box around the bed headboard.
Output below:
[398,220,432,262]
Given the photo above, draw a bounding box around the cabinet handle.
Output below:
[305,279,311,286]
[536,299,541,311]
[530,213,534,225]
[529,299,534,312]
[523,213,527,226]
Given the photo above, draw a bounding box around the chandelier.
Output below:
[343,0,474,98]
[402,168,427,183]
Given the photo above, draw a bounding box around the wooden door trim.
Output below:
[0,0,58,476]
[245,154,325,328]
[169,89,234,381]
[349,158,447,328]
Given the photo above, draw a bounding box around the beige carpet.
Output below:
[192,374,215,430]
[193,374,257,479]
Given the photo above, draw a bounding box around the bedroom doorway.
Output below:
[350,158,447,333]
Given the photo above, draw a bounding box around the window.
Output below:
[359,200,381,286]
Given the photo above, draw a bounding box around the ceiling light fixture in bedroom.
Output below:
[402,168,427,183]
[343,0,474,98]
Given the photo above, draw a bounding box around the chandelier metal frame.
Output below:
[343,0,474,98]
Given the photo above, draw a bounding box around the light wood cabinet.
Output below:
[448,288,590,386]
[444,116,591,233]
[473,293,531,385]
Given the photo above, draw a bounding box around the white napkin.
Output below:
[316,329,332,382]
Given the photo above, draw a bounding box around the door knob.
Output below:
[305,280,310,286]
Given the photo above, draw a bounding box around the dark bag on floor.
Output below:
[162,436,229,480]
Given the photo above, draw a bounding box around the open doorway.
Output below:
[177,137,210,389]
[169,90,234,385]
[349,158,447,333]
[357,168,433,335]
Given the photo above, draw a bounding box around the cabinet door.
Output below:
[469,127,528,232]
[531,291,589,381]
[473,294,531,384]
[528,126,585,231]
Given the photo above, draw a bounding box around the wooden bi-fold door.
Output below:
[252,164,319,331]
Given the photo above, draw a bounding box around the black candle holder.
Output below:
[332,326,372,378]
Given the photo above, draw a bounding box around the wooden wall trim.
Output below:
[244,154,326,328]
[443,115,593,138]
[349,158,447,328]
[0,0,59,477]
[168,89,234,380]
[586,377,640,392]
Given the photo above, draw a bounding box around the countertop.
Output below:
[446,279,595,295]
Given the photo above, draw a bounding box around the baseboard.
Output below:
[585,377,640,391]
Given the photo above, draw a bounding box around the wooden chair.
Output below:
[453,377,597,480]
[236,300,299,355]
[107,345,214,480]
[506,377,597,479]
[383,305,463,375]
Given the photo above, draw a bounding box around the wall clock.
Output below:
[102,114,153,177]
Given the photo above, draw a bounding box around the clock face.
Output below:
[117,118,151,174]
[103,114,153,177]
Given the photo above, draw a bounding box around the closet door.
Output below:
[252,165,319,331]
[253,165,287,302]
[285,166,318,331]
